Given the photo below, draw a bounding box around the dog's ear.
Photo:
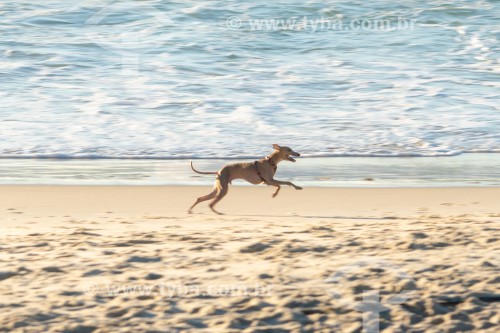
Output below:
[272,144,281,150]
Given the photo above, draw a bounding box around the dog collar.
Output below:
[265,156,278,172]
[253,157,278,185]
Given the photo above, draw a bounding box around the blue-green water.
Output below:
[0,1,499,159]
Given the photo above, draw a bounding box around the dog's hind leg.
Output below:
[188,187,218,214]
[209,186,228,215]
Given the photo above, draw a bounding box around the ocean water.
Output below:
[0,0,499,160]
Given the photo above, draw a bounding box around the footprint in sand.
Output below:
[240,242,271,253]
[42,266,65,273]
[106,308,129,318]
[82,269,105,277]
[127,256,162,263]
[145,273,163,280]
[0,271,17,281]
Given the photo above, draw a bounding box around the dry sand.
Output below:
[0,186,499,332]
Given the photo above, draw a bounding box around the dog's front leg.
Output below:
[267,179,303,197]
[272,185,281,198]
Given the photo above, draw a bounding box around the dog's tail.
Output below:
[190,161,218,175]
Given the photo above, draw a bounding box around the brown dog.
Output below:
[189,144,302,214]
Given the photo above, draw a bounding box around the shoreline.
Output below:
[0,153,499,187]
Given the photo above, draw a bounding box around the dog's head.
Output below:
[272,144,301,162]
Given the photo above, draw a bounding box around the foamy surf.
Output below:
[0,1,499,160]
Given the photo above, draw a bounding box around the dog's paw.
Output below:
[295,186,303,190]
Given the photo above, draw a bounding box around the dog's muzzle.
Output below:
[287,152,300,162]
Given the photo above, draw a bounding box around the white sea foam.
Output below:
[0,1,498,159]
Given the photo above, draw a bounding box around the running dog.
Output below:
[188,144,302,214]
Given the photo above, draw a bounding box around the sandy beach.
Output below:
[3,0,500,332]
[1,186,499,332]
